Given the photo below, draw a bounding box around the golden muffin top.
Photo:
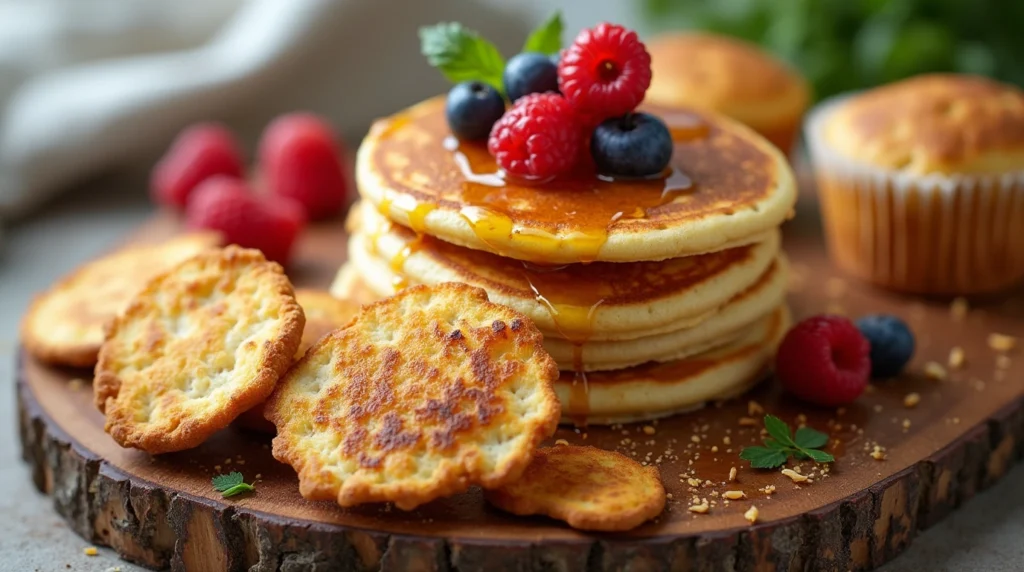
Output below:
[646,32,810,129]
[823,74,1024,175]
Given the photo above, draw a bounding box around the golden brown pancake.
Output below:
[555,305,789,425]
[346,200,779,342]
[357,96,796,264]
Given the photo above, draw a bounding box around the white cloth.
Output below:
[0,0,538,221]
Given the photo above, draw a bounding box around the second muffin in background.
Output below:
[806,74,1024,295]
[646,32,810,157]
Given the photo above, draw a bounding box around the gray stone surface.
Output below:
[2,181,1022,572]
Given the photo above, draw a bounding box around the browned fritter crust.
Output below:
[485,445,666,531]
[94,246,304,454]
[20,232,222,367]
[265,283,560,510]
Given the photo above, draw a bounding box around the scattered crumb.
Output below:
[950,297,969,321]
[723,490,746,500]
[902,419,912,431]
[781,468,808,483]
[84,547,99,556]
[723,436,732,446]
[747,400,764,416]
[729,467,738,482]
[948,347,965,369]
[666,493,674,500]
[642,425,656,436]
[988,333,1017,352]
[214,465,222,472]
[254,474,262,480]
[687,478,702,487]
[870,445,887,461]
[688,501,710,514]
[762,485,776,495]
[224,458,232,465]
[924,361,948,381]
[691,435,701,443]
[555,439,569,446]
[711,445,719,453]
[903,392,921,408]
[744,505,759,524]
[738,417,758,427]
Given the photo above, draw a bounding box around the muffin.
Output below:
[806,74,1024,295]
[647,32,810,156]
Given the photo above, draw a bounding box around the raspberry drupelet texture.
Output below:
[487,93,581,180]
[775,315,872,407]
[558,23,652,122]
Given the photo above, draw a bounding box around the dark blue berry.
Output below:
[503,52,559,103]
[445,81,505,141]
[591,112,673,177]
[856,314,915,379]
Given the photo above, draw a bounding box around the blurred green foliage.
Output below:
[641,0,1024,100]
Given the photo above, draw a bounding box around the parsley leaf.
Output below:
[212,471,254,498]
[739,446,789,469]
[522,11,564,55]
[419,22,505,94]
[794,425,830,449]
[740,415,835,469]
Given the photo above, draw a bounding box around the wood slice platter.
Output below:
[17,210,1024,572]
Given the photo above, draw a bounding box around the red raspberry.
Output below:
[558,23,652,121]
[487,93,581,180]
[775,315,871,407]
[186,176,305,266]
[260,113,349,220]
[151,123,244,209]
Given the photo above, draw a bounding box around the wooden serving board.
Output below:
[16,211,1024,572]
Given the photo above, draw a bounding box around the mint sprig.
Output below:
[419,22,505,94]
[522,11,564,55]
[739,415,835,469]
[212,471,255,498]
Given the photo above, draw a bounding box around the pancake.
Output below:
[555,305,789,426]
[329,262,381,306]
[346,201,780,342]
[357,96,796,264]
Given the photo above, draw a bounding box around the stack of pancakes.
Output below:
[332,97,797,425]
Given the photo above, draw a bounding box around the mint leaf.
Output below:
[794,426,829,449]
[522,11,564,55]
[763,438,786,450]
[220,483,255,498]
[212,471,244,492]
[803,449,836,463]
[763,415,797,448]
[739,446,789,469]
[420,22,505,93]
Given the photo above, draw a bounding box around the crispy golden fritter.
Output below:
[485,445,666,531]
[94,246,304,454]
[21,232,222,367]
[265,283,560,510]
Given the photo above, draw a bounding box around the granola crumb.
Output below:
[950,297,969,321]
[642,425,656,436]
[84,547,99,556]
[781,468,808,483]
[666,493,674,500]
[729,466,738,482]
[691,435,701,443]
[723,436,732,446]
[870,445,887,461]
[988,333,1017,352]
[687,478,702,487]
[555,439,570,446]
[723,490,746,500]
[903,392,921,408]
[747,400,764,416]
[744,505,759,524]
[711,445,719,453]
[738,417,758,427]
[688,501,710,514]
[762,485,776,495]
[796,413,808,425]
[948,347,966,369]
[254,474,262,480]
[902,419,912,431]
[924,361,948,381]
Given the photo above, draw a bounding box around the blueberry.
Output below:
[445,81,505,141]
[503,52,559,103]
[591,112,673,177]
[856,314,915,379]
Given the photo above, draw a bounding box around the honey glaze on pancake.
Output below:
[369,97,775,264]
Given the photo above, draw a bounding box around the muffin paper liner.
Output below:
[805,95,1024,294]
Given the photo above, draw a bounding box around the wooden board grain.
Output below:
[16,211,1024,572]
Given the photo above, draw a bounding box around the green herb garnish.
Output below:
[739,415,834,469]
[212,471,255,498]
[522,11,564,55]
[419,22,506,93]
